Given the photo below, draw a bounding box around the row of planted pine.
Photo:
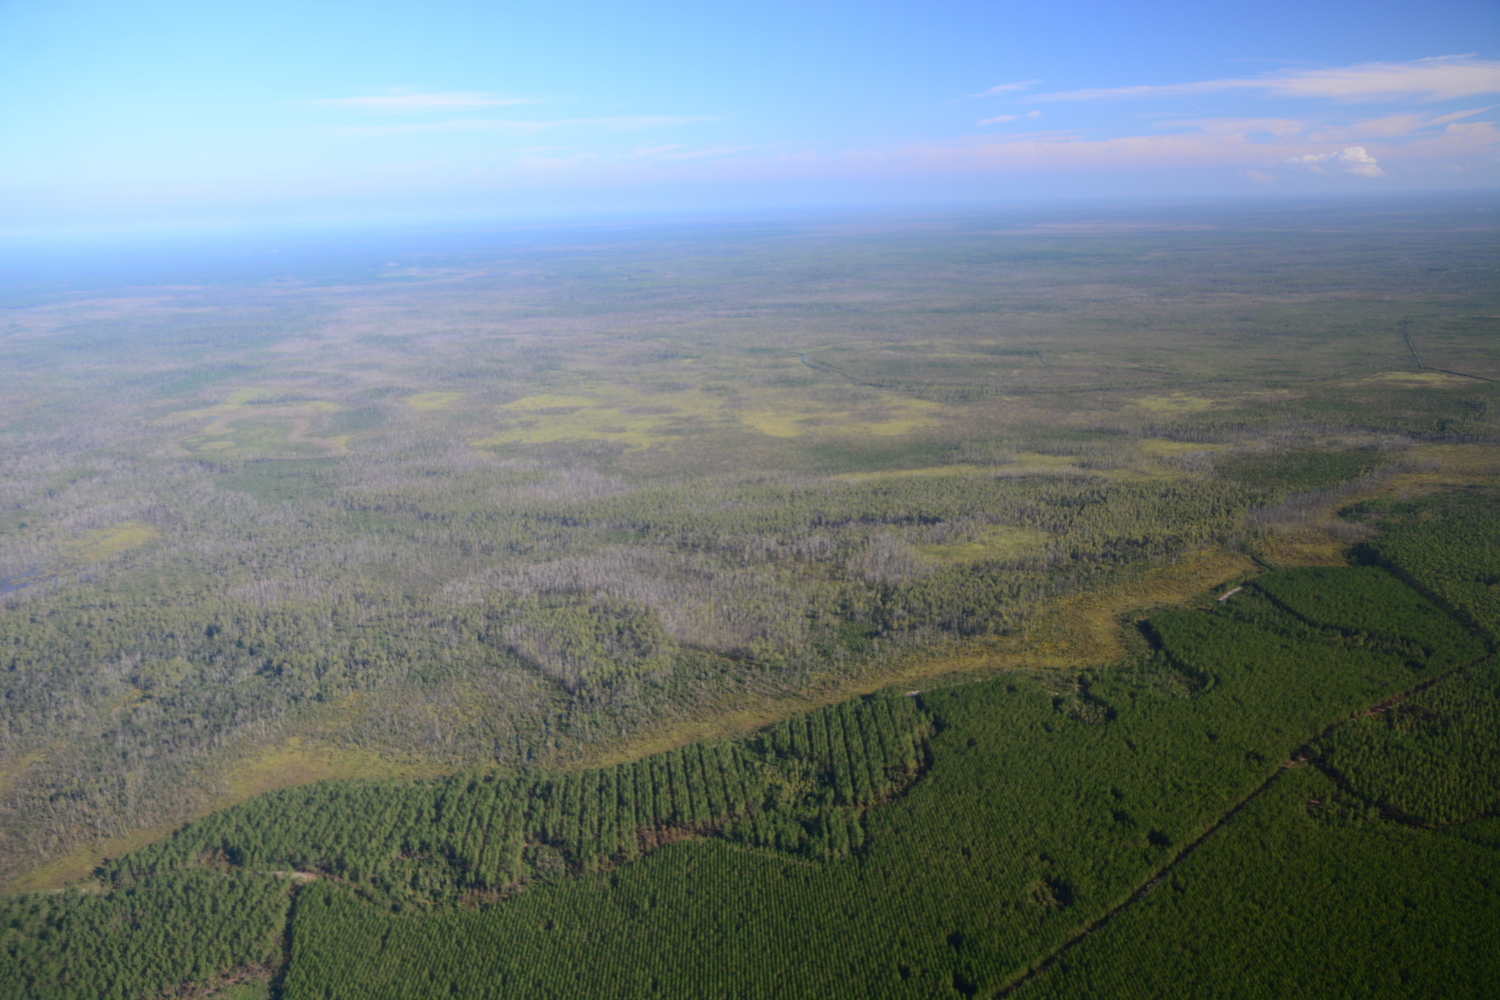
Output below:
[106,692,931,907]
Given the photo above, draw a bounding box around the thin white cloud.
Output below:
[968,80,1043,98]
[330,119,553,136]
[328,115,721,137]
[1285,145,1384,177]
[582,115,725,131]
[1033,55,1500,103]
[632,144,686,157]
[499,114,1495,184]
[804,115,1494,180]
[1306,113,1433,141]
[313,92,540,111]
[979,111,1041,125]
[652,145,758,162]
[1427,106,1495,126]
[1160,117,1304,136]
[1298,106,1492,142]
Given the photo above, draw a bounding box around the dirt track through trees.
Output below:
[993,652,1494,998]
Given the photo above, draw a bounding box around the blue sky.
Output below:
[2,0,1497,232]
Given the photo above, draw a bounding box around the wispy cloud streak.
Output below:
[327,116,723,137]
[1032,56,1500,103]
[313,92,540,111]
[968,79,1043,98]
[979,111,1041,125]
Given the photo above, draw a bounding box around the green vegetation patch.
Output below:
[215,459,342,503]
[1315,656,1500,826]
[1023,766,1500,1000]
[3,210,1498,998]
[261,568,1453,999]
[0,870,291,1000]
[152,365,256,399]
[1215,448,1384,494]
[210,983,273,1000]
[7,559,1479,999]
[1248,565,1485,670]
[498,595,676,693]
[1353,488,1500,637]
[103,693,932,910]
[322,406,386,434]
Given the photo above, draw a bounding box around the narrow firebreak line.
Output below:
[992,760,1296,998]
[1400,320,1498,384]
[992,653,1495,998]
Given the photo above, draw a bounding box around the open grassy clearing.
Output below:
[0,519,158,596]
[62,521,157,562]
[158,386,353,457]
[401,391,467,410]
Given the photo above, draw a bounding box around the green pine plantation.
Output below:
[2,495,1495,999]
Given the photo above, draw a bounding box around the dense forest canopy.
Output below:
[0,199,1496,998]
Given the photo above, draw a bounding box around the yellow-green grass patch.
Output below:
[8,828,178,894]
[473,387,732,450]
[987,452,1101,476]
[1017,545,1265,668]
[467,384,945,449]
[1129,393,1215,412]
[735,396,943,439]
[832,464,992,483]
[1367,370,1470,386]
[1009,452,1082,467]
[7,734,448,894]
[575,542,1263,771]
[1137,439,1234,457]
[64,521,157,564]
[161,387,348,456]
[0,521,157,606]
[221,736,449,803]
[180,417,341,458]
[1408,442,1500,479]
[1250,445,1500,567]
[163,387,342,422]
[402,391,467,410]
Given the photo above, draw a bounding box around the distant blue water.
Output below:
[0,566,41,596]
[1,194,1491,307]
[0,209,821,305]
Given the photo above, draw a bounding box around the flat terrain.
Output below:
[6,493,1495,999]
[0,198,1496,998]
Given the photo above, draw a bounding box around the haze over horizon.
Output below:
[2,6,1499,994]
[2,0,1498,234]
